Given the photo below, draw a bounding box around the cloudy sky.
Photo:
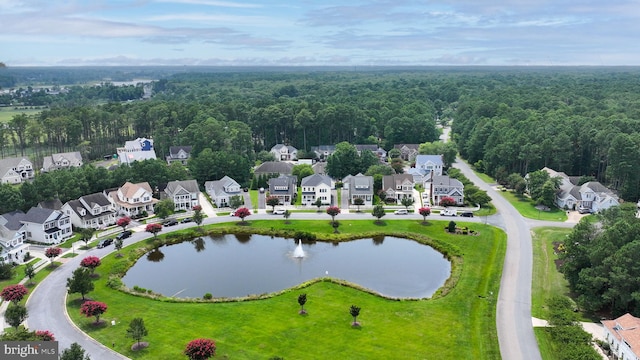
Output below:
[1,0,639,66]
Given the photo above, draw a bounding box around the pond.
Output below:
[122,234,451,299]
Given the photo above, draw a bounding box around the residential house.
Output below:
[253,161,294,179]
[0,211,29,264]
[38,198,63,211]
[205,176,242,208]
[541,167,620,212]
[637,200,640,219]
[602,313,640,360]
[117,137,157,165]
[270,144,298,161]
[394,144,420,161]
[346,173,374,206]
[425,175,464,206]
[301,174,333,206]
[355,144,387,160]
[382,174,415,204]
[406,167,427,184]
[108,182,158,216]
[312,161,327,175]
[415,155,444,177]
[166,146,192,165]
[268,175,298,205]
[62,193,117,229]
[0,156,34,184]
[41,152,83,172]
[341,175,354,190]
[20,207,73,245]
[311,145,336,161]
[164,180,200,211]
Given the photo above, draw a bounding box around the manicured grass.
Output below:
[499,191,567,221]
[0,108,44,123]
[67,219,505,359]
[0,258,38,289]
[530,227,572,319]
[249,190,258,210]
[534,328,556,360]
[475,205,497,217]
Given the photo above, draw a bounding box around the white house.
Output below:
[382,174,414,204]
[425,175,464,206]
[164,180,200,211]
[41,152,83,172]
[0,156,34,184]
[602,313,640,360]
[270,144,298,161]
[108,182,158,216]
[20,207,73,245]
[0,211,29,264]
[62,193,117,229]
[541,167,620,212]
[347,173,374,207]
[301,174,333,205]
[166,146,192,165]
[415,155,444,177]
[205,176,242,208]
[117,137,157,165]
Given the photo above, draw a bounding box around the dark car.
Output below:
[116,230,132,240]
[163,218,178,226]
[97,238,114,248]
[181,217,193,223]
[460,211,474,218]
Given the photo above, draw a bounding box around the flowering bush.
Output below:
[116,216,132,230]
[80,256,101,273]
[1,284,28,304]
[80,301,108,323]
[145,223,163,238]
[35,330,56,341]
[419,207,431,223]
[44,247,62,264]
[234,207,251,222]
[184,338,216,360]
[439,196,456,207]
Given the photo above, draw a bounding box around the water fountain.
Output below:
[293,239,305,258]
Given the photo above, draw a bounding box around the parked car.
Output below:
[163,218,178,226]
[578,207,592,214]
[273,208,286,215]
[181,217,193,223]
[97,238,113,248]
[440,208,457,216]
[394,209,409,215]
[116,230,132,240]
[460,211,474,218]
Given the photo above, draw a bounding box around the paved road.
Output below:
[453,159,542,360]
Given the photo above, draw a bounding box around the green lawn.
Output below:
[499,191,567,222]
[0,107,44,123]
[67,219,505,359]
[249,190,258,210]
[0,258,39,289]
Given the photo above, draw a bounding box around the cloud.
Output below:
[154,0,262,8]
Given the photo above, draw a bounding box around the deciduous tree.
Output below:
[372,204,386,223]
[145,223,163,239]
[45,247,62,266]
[67,267,94,300]
[349,305,361,326]
[5,303,28,329]
[154,198,175,220]
[59,342,91,360]
[80,300,108,324]
[233,207,251,224]
[352,197,364,212]
[117,216,131,232]
[297,293,307,315]
[266,196,280,212]
[127,317,149,350]
[418,207,431,223]
[192,205,204,227]
[80,256,101,274]
[326,206,340,225]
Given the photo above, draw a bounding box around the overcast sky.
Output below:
[2,0,639,66]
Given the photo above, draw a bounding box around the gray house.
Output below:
[164,180,200,211]
[253,161,294,178]
[347,173,374,206]
[62,193,117,229]
[166,146,192,165]
[268,175,298,205]
[41,152,83,172]
[426,175,464,206]
[205,176,242,208]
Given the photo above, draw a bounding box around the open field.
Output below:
[67,219,505,359]
[0,107,44,123]
[499,191,567,222]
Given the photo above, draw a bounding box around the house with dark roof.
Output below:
[164,180,200,211]
[116,137,157,165]
[602,313,640,360]
[205,176,242,208]
[62,193,117,229]
[268,175,297,205]
[0,211,29,263]
[270,144,298,161]
[38,198,63,211]
[301,174,333,206]
[346,173,374,206]
[0,156,34,184]
[541,167,619,212]
[108,182,158,216]
[41,151,83,172]
[394,144,420,161]
[425,175,464,206]
[311,145,336,160]
[253,161,294,178]
[382,174,415,204]
[20,207,72,245]
[166,146,192,165]
[355,144,387,160]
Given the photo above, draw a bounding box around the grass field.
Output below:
[499,191,567,222]
[0,108,44,123]
[67,219,505,359]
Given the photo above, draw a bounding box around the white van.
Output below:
[440,208,457,216]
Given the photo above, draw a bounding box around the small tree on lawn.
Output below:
[229,195,244,209]
[266,196,280,212]
[45,247,62,266]
[298,293,307,315]
[80,300,107,324]
[350,305,361,326]
[127,317,149,351]
[80,256,101,274]
[1,284,28,304]
[117,216,131,232]
[79,227,95,249]
[192,205,204,227]
[0,261,14,280]
[418,207,431,224]
[314,197,323,212]
[401,197,414,210]
[59,342,91,360]
[5,304,28,329]
[377,190,387,203]
[184,338,216,360]
[145,223,163,239]
[154,198,175,220]
[233,207,251,224]
[67,267,94,301]
[326,206,340,225]
[24,263,35,285]
[114,238,124,257]
[372,204,386,224]
[35,330,56,341]
[439,196,456,207]
[353,197,365,212]
[448,220,457,233]
[283,210,291,223]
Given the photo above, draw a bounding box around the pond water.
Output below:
[122,234,451,299]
